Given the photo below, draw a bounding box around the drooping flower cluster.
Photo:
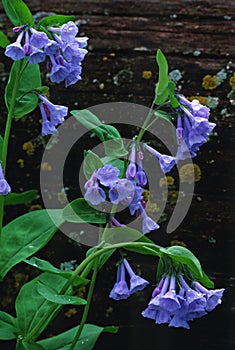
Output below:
[5,21,88,87]
[175,95,216,161]
[84,161,159,234]
[142,273,225,329]
[109,258,149,300]
[0,164,11,195]
[143,95,216,174]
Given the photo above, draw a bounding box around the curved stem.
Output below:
[69,258,99,350]
[0,59,26,238]
[23,240,161,343]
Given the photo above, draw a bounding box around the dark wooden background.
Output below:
[0,1,234,349]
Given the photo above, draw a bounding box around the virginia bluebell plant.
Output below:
[0,1,224,349]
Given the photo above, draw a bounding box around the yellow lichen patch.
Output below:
[229,73,235,89]
[17,158,24,168]
[189,96,207,105]
[28,204,42,212]
[65,308,78,318]
[202,74,218,90]
[146,202,159,216]
[105,306,113,318]
[142,189,149,202]
[142,70,152,79]
[57,192,67,204]
[41,162,52,171]
[22,141,35,156]
[159,176,175,187]
[76,286,86,298]
[179,163,201,184]
[170,239,186,247]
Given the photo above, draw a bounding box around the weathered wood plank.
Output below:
[1,0,234,17]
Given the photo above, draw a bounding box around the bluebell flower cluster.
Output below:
[143,95,216,174]
[109,258,149,300]
[142,274,224,329]
[0,164,11,195]
[5,21,88,87]
[84,158,159,234]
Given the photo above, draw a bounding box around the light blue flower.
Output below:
[109,179,135,204]
[0,164,11,195]
[5,31,25,60]
[109,263,130,300]
[140,204,159,234]
[97,164,120,187]
[123,258,149,294]
[144,144,176,174]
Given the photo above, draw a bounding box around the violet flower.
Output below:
[29,27,49,48]
[109,263,130,300]
[126,143,137,180]
[0,164,11,195]
[140,203,159,234]
[144,144,176,174]
[123,258,149,294]
[128,185,144,215]
[193,281,225,312]
[97,164,120,187]
[135,151,147,186]
[5,31,25,60]
[39,95,68,126]
[109,178,135,204]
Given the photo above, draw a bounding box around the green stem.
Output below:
[24,240,160,343]
[0,59,25,238]
[69,258,99,350]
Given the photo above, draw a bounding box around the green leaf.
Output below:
[123,235,161,256]
[0,30,10,48]
[154,49,170,105]
[38,323,118,350]
[5,59,41,119]
[38,14,75,28]
[15,273,69,335]
[154,110,175,125]
[21,343,45,350]
[0,310,19,340]
[168,81,180,108]
[200,269,214,288]
[161,246,203,279]
[71,110,128,157]
[103,226,142,244]
[37,282,87,305]
[24,257,89,287]
[4,189,38,206]
[86,247,116,270]
[62,198,107,224]
[2,0,34,26]
[83,150,104,180]
[0,209,64,279]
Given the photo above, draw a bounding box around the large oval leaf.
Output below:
[2,0,34,26]
[0,209,64,279]
[5,59,41,119]
[38,324,118,350]
[62,198,107,224]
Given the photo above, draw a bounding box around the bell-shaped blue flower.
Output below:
[5,31,25,60]
[144,144,176,174]
[123,258,149,294]
[97,164,120,187]
[109,263,130,300]
[0,164,11,195]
